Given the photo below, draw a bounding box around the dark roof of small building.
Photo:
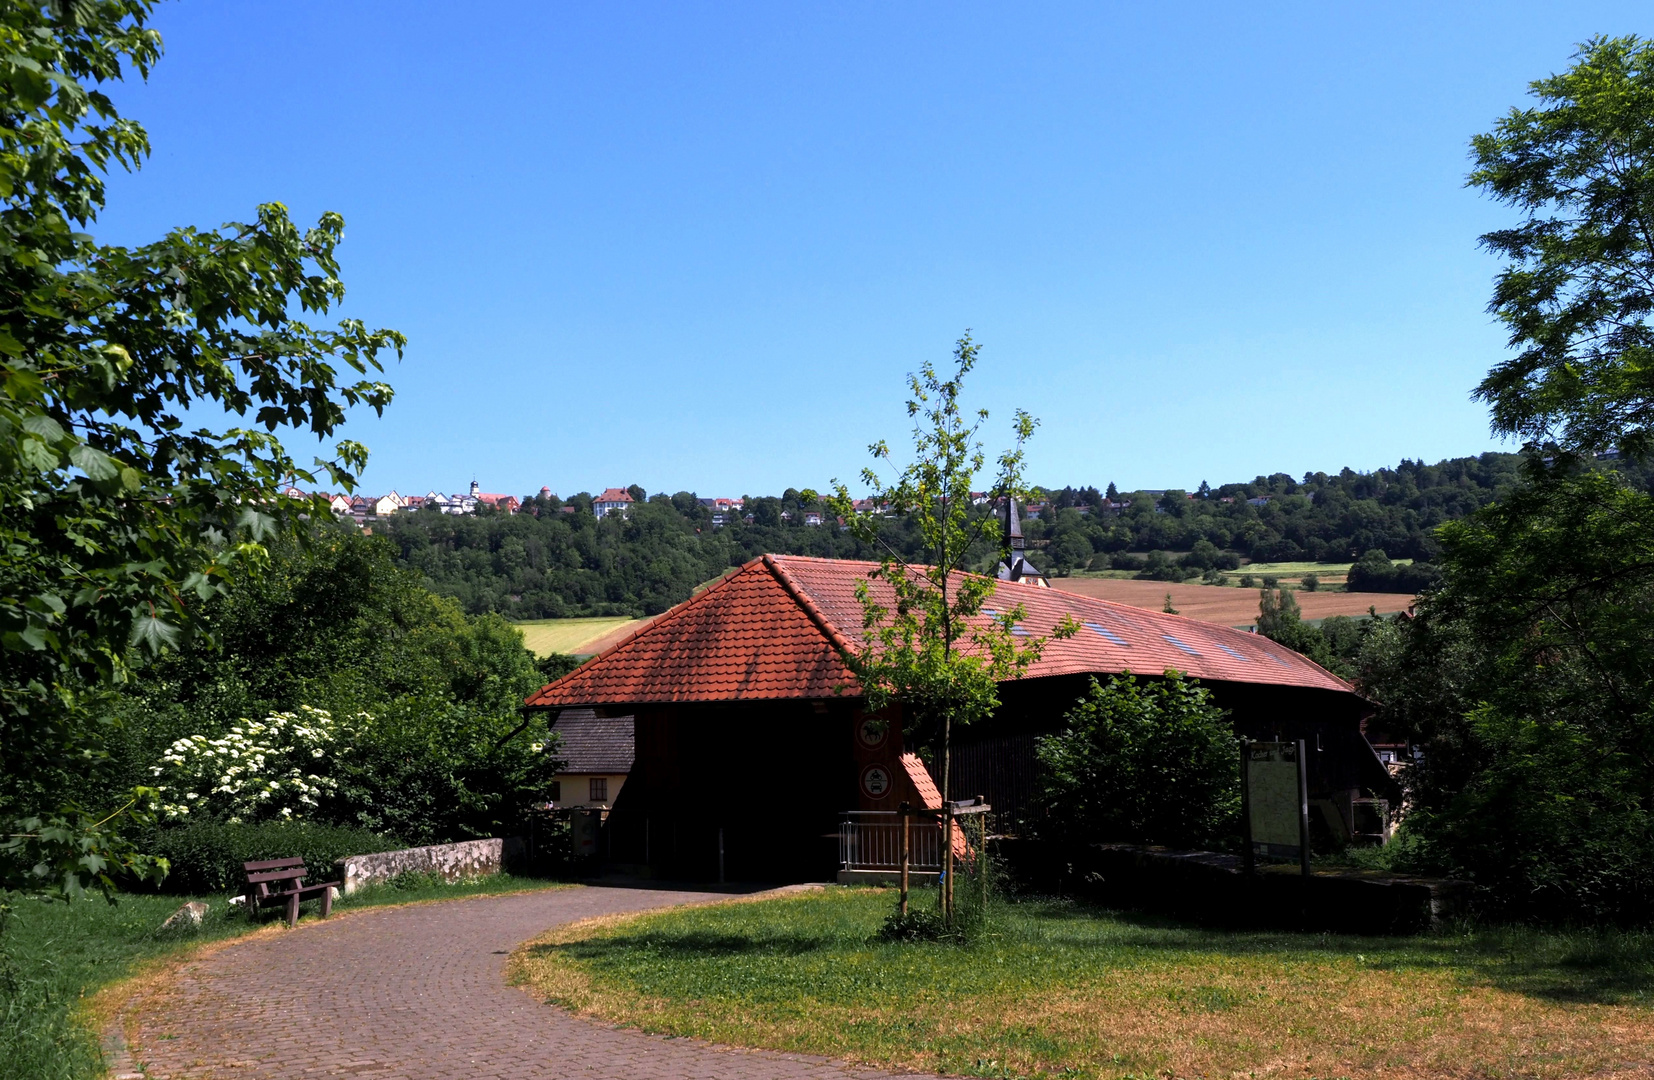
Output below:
[525,555,1354,709]
[549,709,634,773]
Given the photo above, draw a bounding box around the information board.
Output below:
[1244,740,1308,869]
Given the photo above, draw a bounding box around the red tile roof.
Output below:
[525,555,1352,708]
[901,753,942,809]
[524,556,855,708]
[897,753,970,859]
[595,488,634,503]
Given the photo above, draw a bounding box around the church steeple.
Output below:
[997,495,1049,587]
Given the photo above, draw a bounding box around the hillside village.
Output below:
[304,479,1297,528]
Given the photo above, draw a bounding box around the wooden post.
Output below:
[718,827,725,884]
[898,801,910,916]
[978,808,989,922]
[942,804,954,919]
[1239,738,1254,875]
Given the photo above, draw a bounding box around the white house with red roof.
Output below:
[467,480,520,514]
[593,487,634,518]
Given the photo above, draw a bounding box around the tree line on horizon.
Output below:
[375,450,1651,619]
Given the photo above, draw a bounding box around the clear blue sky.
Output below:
[96,2,1648,498]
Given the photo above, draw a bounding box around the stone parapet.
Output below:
[336,838,519,895]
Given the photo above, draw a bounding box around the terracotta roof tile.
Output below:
[901,753,942,810]
[526,555,1352,708]
[769,555,1349,694]
[524,557,855,707]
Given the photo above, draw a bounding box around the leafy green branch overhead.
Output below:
[0,1,402,898]
[1471,35,1654,461]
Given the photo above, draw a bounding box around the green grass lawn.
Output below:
[513,616,642,657]
[513,886,1654,1080]
[1,874,568,1080]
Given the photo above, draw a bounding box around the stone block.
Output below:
[160,901,209,930]
[335,838,515,895]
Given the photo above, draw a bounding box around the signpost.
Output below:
[1241,740,1310,876]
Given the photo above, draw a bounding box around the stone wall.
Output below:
[335,838,520,896]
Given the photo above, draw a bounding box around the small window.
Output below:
[589,777,608,803]
[549,780,561,803]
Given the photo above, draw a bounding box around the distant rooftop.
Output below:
[549,708,634,773]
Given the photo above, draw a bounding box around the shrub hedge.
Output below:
[140,821,403,894]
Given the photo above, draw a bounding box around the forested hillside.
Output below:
[379,452,1650,618]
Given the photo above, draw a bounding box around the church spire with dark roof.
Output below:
[997,495,1048,587]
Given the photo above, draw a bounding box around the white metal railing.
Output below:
[840,811,943,872]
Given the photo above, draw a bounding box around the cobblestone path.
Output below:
[123,884,918,1080]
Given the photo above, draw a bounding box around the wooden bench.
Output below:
[241,857,342,927]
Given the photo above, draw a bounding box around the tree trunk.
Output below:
[941,711,953,921]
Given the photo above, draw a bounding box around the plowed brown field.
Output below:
[1051,577,1413,626]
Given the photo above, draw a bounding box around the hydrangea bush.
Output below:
[152,707,349,824]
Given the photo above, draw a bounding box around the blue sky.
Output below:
[98,2,1648,498]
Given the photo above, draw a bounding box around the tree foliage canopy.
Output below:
[1361,472,1654,921]
[828,336,1072,740]
[0,2,401,898]
[112,529,555,845]
[1471,35,1654,459]
[1035,672,1238,850]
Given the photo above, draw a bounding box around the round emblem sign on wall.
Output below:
[860,763,893,800]
[856,716,888,749]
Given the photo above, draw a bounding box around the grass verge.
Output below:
[511,886,1654,1080]
[1,873,569,1080]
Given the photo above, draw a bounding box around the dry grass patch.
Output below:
[1052,577,1412,625]
[511,888,1654,1080]
[514,616,645,657]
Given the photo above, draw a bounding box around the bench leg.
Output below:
[286,891,300,928]
[321,886,333,919]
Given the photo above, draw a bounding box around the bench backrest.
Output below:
[244,856,307,873]
[243,857,309,896]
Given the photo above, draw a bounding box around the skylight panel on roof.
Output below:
[1214,642,1250,662]
[1011,624,1030,637]
[1263,649,1293,667]
[1162,634,1201,657]
[1083,621,1129,646]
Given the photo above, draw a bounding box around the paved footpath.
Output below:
[122,884,920,1080]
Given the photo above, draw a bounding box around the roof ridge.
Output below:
[762,554,861,661]
[524,559,767,708]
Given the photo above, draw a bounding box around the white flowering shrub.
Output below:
[152,706,348,824]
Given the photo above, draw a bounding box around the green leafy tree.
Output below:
[1360,473,1654,920]
[1048,530,1094,575]
[1035,672,1238,849]
[0,2,403,899]
[1257,588,1352,678]
[115,530,556,844]
[829,334,1074,921]
[1348,39,1654,921]
[1471,35,1654,460]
